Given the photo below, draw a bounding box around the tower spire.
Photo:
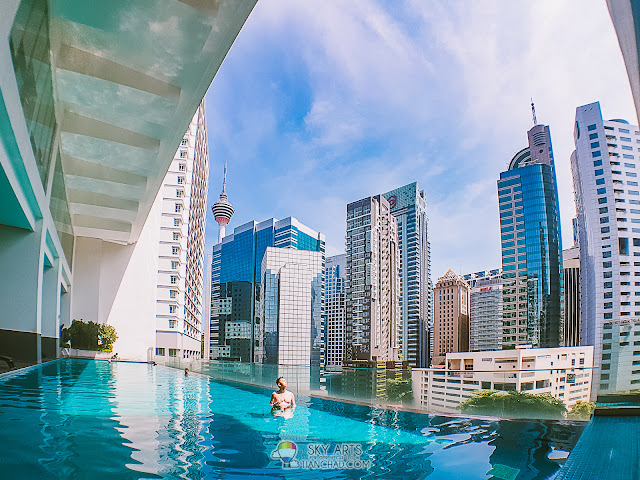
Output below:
[531,98,537,126]
[222,160,227,194]
[212,161,234,244]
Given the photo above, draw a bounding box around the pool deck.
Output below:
[553,416,640,480]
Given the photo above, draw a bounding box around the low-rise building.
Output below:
[412,345,594,413]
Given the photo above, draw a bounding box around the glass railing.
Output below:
[154,357,599,422]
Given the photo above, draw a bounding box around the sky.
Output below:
[202,0,636,280]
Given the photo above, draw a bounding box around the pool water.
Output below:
[0,359,585,479]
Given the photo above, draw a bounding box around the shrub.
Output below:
[66,320,117,351]
[458,390,567,419]
[566,401,595,420]
[386,378,413,403]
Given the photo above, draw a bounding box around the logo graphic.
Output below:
[388,195,397,209]
[271,440,371,470]
[270,441,299,468]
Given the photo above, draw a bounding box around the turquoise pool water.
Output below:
[0,359,585,479]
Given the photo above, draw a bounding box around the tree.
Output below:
[458,390,567,419]
[566,401,595,420]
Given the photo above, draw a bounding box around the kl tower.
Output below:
[211,161,234,243]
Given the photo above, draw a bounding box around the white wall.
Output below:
[71,189,163,361]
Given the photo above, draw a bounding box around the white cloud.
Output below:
[204,0,637,281]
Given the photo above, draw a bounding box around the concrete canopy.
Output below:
[47,0,256,244]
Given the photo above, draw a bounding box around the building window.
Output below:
[171,275,178,284]
[181,139,188,146]
[174,218,181,227]
[588,124,597,131]
[172,246,179,255]
[173,232,180,241]
[156,348,165,356]
[170,290,177,298]
[179,150,187,158]
[599,197,608,204]
[171,261,179,270]
[594,159,603,166]
[177,176,185,184]
[179,163,186,171]
[601,227,610,234]
[175,204,182,213]
[176,189,184,198]
[169,348,178,357]
[597,188,607,195]
[593,151,602,158]
[169,305,177,313]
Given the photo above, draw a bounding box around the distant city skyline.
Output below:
[201,0,636,279]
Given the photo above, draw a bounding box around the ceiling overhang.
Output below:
[46,0,256,244]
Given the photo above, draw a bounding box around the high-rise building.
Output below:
[469,276,503,352]
[571,101,640,396]
[258,248,324,366]
[210,217,325,362]
[202,253,213,359]
[155,103,209,361]
[433,269,470,365]
[497,108,564,349]
[382,182,431,367]
[325,254,347,367]
[563,246,581,347]
[345,195,400,362]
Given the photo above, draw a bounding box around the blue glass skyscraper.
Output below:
[210,217,325,362]
[497,116,564,349]
[382,183,431,367]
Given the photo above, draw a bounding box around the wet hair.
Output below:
[276,376,285,385]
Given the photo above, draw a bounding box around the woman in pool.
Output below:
[270,377,296,415]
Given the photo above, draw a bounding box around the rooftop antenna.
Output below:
[531,98,538,126]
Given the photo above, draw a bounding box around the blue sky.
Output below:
[202,0,636,280]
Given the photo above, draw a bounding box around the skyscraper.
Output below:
[210,217,325,362]
[258,248,324,366]
[497,107,564,349]
[325,254,347,367]
[345,195,400,362]
[382,183,432,367]
[571,101,640,396]
[155,102,209,361]
[433,269,469,365]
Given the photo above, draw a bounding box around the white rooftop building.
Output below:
[412,346,594,414]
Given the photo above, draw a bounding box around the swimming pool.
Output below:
[0,359,585,479]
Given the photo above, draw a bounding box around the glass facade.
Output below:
[10,0,57,189]
[383,182,431,368]
[260,248,324,367]
[210,217,325,363]
[498,124,564,349]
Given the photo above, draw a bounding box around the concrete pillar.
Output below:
[0,222,44,363]
[41,257,60,361]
